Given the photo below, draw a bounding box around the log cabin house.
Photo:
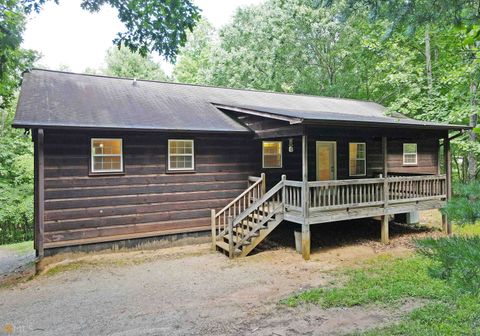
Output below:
[13,69,468,260]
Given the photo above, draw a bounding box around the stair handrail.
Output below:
[230,177,285,255]
[211,173,266,249]
[215,173,265,220]
[233,178,285,226]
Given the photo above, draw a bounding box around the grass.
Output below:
[282,255,451,308]
[0,240,33,253]
[282,222,480,335]
[453,222,480,236]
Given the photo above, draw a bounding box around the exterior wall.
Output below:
[259,127,443,184]
[41,130,260,248]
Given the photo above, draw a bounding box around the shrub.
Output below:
[442,181,480,225]
[416,236,480,294]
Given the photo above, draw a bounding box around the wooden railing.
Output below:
[211,173,265,247]
[388,175,446,204]
[228,179,284,256]
[284,180,302,211]
[306,175,446,212]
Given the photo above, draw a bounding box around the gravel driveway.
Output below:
[0,215,441,336]
[0,240,422,336]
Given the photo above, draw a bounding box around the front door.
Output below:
[316,141,337,181]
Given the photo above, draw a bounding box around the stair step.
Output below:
[223,234,251,245]
[238,220,268,230]
[232,226,260,236]
[216,241,241,255]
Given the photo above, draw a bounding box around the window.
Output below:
[403,143,418,165]
[168,139,194,171]
[262,141,282,168]
[349,142,366,176]
[91,138,123,173]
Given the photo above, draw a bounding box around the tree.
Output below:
[339,0,480,180]
[104,46,168,81]
[173,19,216,84]
[21,0,201,61]
[0,1,38,108]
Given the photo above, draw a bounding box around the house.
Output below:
[13,69,467,260]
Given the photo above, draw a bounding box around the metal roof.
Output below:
[14,69,467,132]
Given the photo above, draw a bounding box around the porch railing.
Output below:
[306,175,446,212]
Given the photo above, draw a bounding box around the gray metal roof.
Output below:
[14,69,467,131]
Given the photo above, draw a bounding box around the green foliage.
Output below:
[0,0,39,107]
[443,181,480,224]
[416,236,480,294]
[282,255,451,307]
[173,19,215,84]
[104,45,168,81]
[20,0,201,61]
[0,99,34,245]
[365,294,480,336]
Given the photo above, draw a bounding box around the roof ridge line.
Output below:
[28,68,382,105]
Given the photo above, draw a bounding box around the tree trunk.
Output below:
[425,25,433,94]
[468,80,478,181]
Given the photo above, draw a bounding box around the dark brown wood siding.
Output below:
[42,130,260,248]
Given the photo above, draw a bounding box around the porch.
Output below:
[211,131,453,260]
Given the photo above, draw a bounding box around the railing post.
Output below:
[301,134,310,260]
[261,172,266,196]
[228,215,234,259]
[211,209,216,251]
[281,175,286,212]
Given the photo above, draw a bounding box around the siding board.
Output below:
[43,130,260,246]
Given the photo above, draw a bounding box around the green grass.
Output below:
[282,226,480,335]
[453,222,480,236]
[365,294,480,335]
[0,240,33,253]
[282,255,451,308]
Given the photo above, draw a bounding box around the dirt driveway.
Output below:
[0,217,442,336]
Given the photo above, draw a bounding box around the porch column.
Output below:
[442,136,452,234]
[301,134,310,260]
[34,129,45,271]
[381,136,389,244]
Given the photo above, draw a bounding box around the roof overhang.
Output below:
[214,103,470,131]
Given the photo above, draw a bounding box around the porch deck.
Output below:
[283,175,447,225]
[212,174,447,259]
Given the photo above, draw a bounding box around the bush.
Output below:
[442,181,480,225]
[416,236,480,294]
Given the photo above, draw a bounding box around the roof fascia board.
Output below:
[302,119,469,131]
[213,103,303,125]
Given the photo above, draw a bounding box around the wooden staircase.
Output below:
[211,174,285,258]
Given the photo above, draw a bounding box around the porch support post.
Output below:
[301,134,310,260]
[381,136,389,244]
[381,215,389,244]
[442,136,452,234]
[35,128,45,271]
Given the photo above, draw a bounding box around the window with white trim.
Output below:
[262,141,282,168]
[349,142,366,176]
[403,143,418,165]
[91,138,123,173]
[168,139,194,171]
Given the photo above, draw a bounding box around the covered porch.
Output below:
[213,106,462,260]
[264,128,453,260]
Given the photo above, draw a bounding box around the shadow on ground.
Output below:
[254,218,438,255]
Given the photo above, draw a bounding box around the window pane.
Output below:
[91,139,123,172]
[404,154,417,164]
[263,142,282,168]
[168,140,194,170]
[349,143,366,175]
[404,143,417,154]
